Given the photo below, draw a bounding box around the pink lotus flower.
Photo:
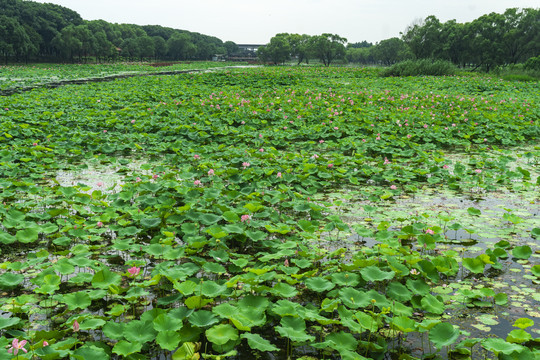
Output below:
[97,181,103,187]
[328,164,333,168]
[208,169,215,176]
[259,148,264,152]
[43,341,49,346]
[152,174,159,179]
[131,119,135,124]
[103,130,107,133]
[97,221,103,228]
[241,214,251,223]
[425,229,435,235]
[194,180,202,186]
[390,185,397,190]
[277,172,282,178]
[423,124,428,129]
[242,162,250,169]
[127,266,140,277]
[443,165,449,169]
[475,169,482,174]
[8,339,27,355]
[319,140,324,144]
[73,320,80,332]
[33,142,37,146]
[193,154,200,160]
[383,157,391,165]
[136,177,142,182]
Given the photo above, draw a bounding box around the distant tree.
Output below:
[265,34,292,64]
[310,33,347,66]
[152,36,168,59]
[346,47,373,64]
[347,41,373,49]
[372,37,411,65]
[0,16,36,63]
[287,34,312,65]
[167,33,197,60]
[137,35,155,61]
[224,41,239,56]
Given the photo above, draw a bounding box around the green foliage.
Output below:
[381,59,457,77]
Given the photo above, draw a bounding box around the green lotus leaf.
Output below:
[206,324,238,346]
[140,217,161,228]
[102,321,125,340]
[271,282,298,298]
[494,293,508,305]
[0,272,24,289]
[512,245,532,260]
[331,272,361,287]
[531,228,540,238]
[200,280,227,297]
[79,318,106,330]
[91,268,121,289]
[305,277,335,293]
[123,320,156,343]
[387,282,412,302]
[205,225,229,239]
[153,314,184,332]
[0,231,16,245]
[202,262,226,274]
[172,342,200,360]
[272,299,303,317]
[112,340,142,357]
[467,207,481,216]
[188,310,219,328]
[199,213,222,225]
[429,322,460,350]
[391,316,417,333]
[339,287,370,309]
[245,230,266,241]
[0,317,20,330]
[360,266,395,282]
[481,338,525,355]
[506,329,532,344]
[241,333,279,352]
[16,227,39,243]
[156,330,182,351]
[72,344,110,360]
[406,278,430,296]
[275,316,315,343]
[421,294,445,314]
[513,318,534,329]
[462,257,485,274]
[324,331,358,352]
[62,291,92,310]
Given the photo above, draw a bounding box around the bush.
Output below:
[380,59,457,77]
[524,55,540,71]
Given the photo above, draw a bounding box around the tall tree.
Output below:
[310,33,347,66]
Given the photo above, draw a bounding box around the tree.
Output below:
[310,33,347,66]
[137,36,155,61]
[224,41,239,56]
[265,34,292,64]
[152,36,168,60]
[167,33,197,60]
[287,34,313,65]
[372,37,411,65]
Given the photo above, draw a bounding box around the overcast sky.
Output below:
[34,0,538,44]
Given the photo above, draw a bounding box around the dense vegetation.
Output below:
[0,0,235,63]
[0,64,538,359]
[259,8,539,71]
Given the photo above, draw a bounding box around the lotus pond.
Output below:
[0,65,538,360]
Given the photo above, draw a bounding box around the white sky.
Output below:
[34,0,538,44]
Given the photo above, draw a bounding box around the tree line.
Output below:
[260,8,539,71]
[0,0,240,63]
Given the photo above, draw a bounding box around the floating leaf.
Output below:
[156,330,182,351]
[112,340,142,357]
[421,294,445,314]
[188,310,219,328]
[513,318,534,330]
[360,266,395,282]
[241,333,279,352]
[429,322,460,350]
[206,324,238,346]
[305,277,335,293]
[512,245,532,260]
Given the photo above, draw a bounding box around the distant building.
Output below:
[237,44,264,53]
